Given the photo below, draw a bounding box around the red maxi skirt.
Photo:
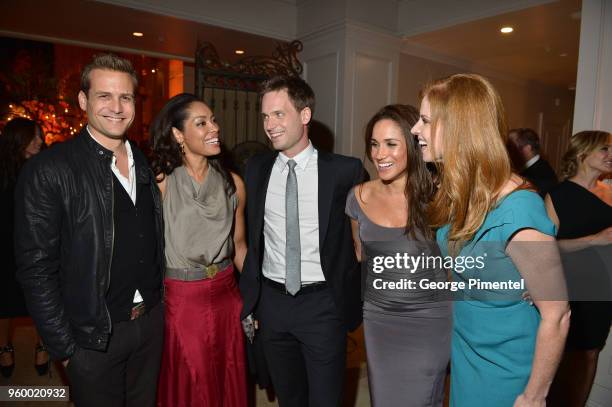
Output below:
[157,264,247,407]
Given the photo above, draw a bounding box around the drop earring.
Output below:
[179,141,185,155]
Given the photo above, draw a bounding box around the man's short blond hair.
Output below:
[80,53,138,96]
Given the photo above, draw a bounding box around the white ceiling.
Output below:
[1,0,582,88]
[0,0,285,62]
[402,0,582,88]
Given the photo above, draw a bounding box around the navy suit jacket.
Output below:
[522,157,558,197]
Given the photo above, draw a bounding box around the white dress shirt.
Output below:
[87,127,142,302]
[262,142,325,284]
[525,154,540,169]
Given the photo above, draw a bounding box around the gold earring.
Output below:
[179,141,185,155]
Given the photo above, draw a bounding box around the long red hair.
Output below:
[422,74,511,253]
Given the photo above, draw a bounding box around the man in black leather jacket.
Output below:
[14,54,164,407]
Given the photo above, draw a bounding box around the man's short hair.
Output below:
[260,75,315,114]
[509,128,541,154]
[80,53,138,96]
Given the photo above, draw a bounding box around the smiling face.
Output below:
[261,89,311,158]
[411,96,443,162]
[78,69,135,141]
[582,134,612,175]
[172,101,221,158]
[370,119,409,182]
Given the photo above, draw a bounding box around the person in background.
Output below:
[545,130,612,407]
[151,93,248,407]
[346,104,451,406]
[239,76,364,406]
[412,73,570,407]
[14,54,164,407]
[507,127,558,197]
[0,118,48,378]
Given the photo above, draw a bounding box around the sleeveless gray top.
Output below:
[163,165,236,269]
[345,187,448,309]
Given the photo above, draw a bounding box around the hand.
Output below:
[522,291,534,305]
[61,358,69,368]
[591,226,612,246]
[513,393,546,407]
[241,314,258,344]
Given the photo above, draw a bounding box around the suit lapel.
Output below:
[318,151,335,247]
[254,153,277,241]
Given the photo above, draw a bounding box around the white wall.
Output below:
[397,52,574,171]
[300,23,400,176]
[573,0,612,133]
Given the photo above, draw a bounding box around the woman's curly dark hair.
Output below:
[0,118,44,189]
[149,93,235,195]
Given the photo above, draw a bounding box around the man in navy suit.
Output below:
[508,128,558,197]
[240,76,363,406]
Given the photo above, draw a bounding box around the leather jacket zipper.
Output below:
[105,173,115,333]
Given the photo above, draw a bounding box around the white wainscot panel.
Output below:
[352,52,392,172]
[303,52,340,145]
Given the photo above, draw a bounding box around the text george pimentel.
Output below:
[370,253,525,291]
[372,278,525,291]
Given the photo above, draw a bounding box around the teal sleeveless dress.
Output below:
[436,190,556,406]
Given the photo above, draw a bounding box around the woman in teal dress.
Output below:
[411,73,571,407]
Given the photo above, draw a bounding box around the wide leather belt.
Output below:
[166,258,232,281]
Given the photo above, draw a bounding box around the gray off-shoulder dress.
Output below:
[346,187,451,407]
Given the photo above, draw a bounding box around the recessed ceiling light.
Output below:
[500,26,514,34]
[132,32,144,37]
[235,49,245,55]
[151,69,156,73]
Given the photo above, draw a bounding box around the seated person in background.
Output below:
[508,128,558,197]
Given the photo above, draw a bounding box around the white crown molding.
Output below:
[344,22,402,51]
[299,20,348,43]
[95,0,296,41]
[299,18,400,45]
[0,30,195,62]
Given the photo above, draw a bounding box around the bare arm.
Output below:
[507,228,570,406]
[545,194,612,251]
[231,172,247,273]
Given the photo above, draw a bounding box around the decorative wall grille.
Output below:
[195,41,303,172]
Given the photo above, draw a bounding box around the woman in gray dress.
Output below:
[346,104,451,406]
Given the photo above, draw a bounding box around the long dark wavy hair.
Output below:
[149,93,235,195]
[0,118,44,190]
[363,104,435,239]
